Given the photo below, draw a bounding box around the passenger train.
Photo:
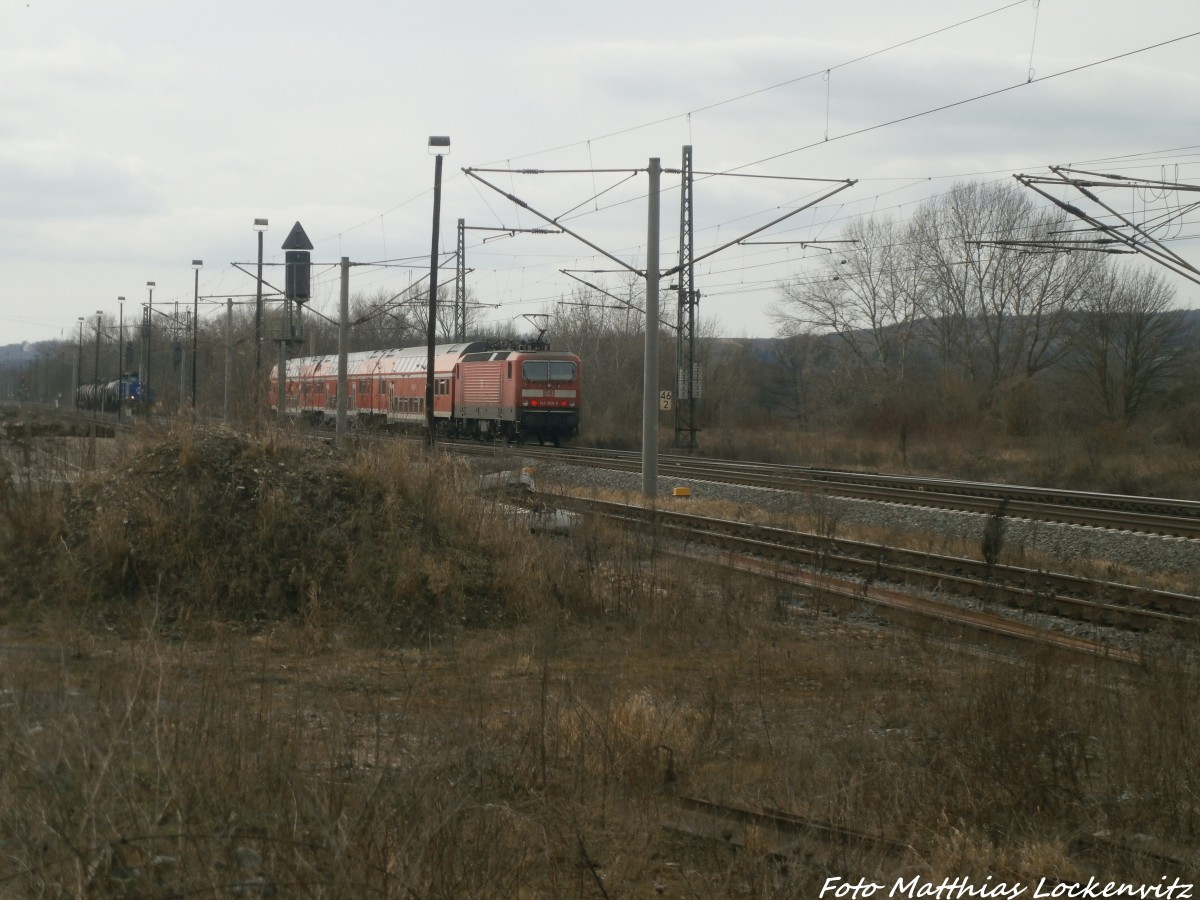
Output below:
[270,341,582,445]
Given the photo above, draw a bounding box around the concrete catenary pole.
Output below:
[178,305,186,412]
[116,298,124,423]
[277,302,287,421]
[337,257,350,442]
[93,310,103,416]
[641,157,661,499]
[191,260,201,409]
[254,223,266,378]
[224,299,233,423]
[73,317,83,412]
[144,281,154,404]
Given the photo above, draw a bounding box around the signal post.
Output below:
[278,221,313,420]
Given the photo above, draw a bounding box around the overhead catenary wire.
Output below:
[290,20,1200,342]
[1027,0,1042,81]
[726,31,1200,175]
[178,31,1200,345]
[41,1,1200,348]
[310,0,1053,253]
[459,23,1199,274]
[477,0,1033,166]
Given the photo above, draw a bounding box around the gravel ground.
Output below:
[531,458,1200,579]
[531,458,1200,654]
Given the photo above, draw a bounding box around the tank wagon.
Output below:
[75,374,152,413]
[270,341,582,445]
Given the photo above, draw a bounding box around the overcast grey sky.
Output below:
[2,0,1198,349]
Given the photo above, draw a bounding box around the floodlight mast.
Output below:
[253,218,268,405]
[426,135,450,445]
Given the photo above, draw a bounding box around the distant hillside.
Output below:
[716,308,1200,360]
[0,343,41,368]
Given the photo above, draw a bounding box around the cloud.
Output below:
[0,0,1196,347]
[0,141,164,223]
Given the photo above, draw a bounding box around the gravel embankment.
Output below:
[531,459,1200,578]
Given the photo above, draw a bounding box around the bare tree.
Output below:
[907,181,1101,398]
[348,287,420,351]
[759,334,827,426]
[550,281,646,442]
[1069,265,1187,422]
[771,217,919,395]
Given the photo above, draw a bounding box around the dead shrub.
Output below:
[10,424,572,640]
[553,687,706,790]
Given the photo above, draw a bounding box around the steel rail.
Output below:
[552,496,1176,659]
[663,796,909,863]
[478,444,1200,538]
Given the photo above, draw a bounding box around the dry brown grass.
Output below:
[702,423,1200,501]
[1,420,1198,895]
[4,602,1196,895]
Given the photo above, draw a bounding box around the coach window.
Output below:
[507,362,512,379]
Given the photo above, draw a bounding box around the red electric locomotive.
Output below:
[270,341,582,445]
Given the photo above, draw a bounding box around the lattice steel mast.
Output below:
[674,144,699,450]
[455,218,467,341]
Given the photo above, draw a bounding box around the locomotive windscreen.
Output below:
[522,361,576,382]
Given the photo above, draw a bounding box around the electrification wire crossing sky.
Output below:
[2,0,1198,345]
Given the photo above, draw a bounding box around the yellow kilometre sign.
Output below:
[659,390,673,411]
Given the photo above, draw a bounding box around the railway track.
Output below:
[549,495,1184,664]
[4,406,1182,661]
[482,444,1200,539]
[22,404,1200,538]
[662,797,1189,872]
[663,796,908,865]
